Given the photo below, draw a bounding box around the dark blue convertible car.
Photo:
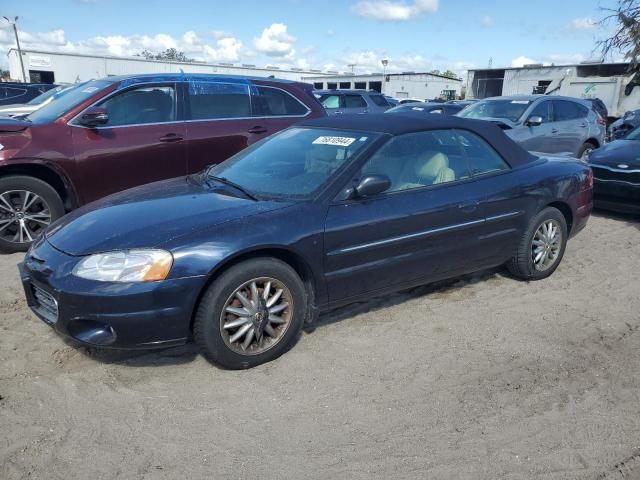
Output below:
[19,114,593,369]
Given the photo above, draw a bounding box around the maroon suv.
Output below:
[0,74,325,252]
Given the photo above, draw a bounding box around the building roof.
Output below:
[303,71,463,81]
[297,113,535,167]
[100,72,300,86]
[468,61,630,73]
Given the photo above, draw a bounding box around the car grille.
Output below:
[31,283,58,324]
[591,166,640,184]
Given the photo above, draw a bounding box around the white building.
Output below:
[466,62,640,117]
[302,72,463,101]
[7,49,331,84]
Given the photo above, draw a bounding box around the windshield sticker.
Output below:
[359,136,368,142]
[312,136,356,147]
[411,107,425,111]
[511,100,530,104]
[81,87,100,93]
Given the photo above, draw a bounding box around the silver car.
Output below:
[458,95,606,160]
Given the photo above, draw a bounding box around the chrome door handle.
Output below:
[247,126,267,134]
[551,128,559,134]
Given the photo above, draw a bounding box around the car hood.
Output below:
[466,116,516,130]
[0,116,31,132]
[0,103,31,114]
[46,176,294,256]
[588,139,640,168]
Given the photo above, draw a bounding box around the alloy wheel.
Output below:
[220,277,294,355]
[0,190,52,245]
[531,219,562,272]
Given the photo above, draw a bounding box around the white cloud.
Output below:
[338,50,430,73]
[0,26,245,67]
[352,0,438,21]
[569,17,596,30]
[253,23,296,57]
[480,15,494,28]
[326,29,336,37]
[511,55,538,68]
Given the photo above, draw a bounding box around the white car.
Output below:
[0,83,82,118]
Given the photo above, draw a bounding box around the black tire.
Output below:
[507,206,568,281]
[577,141,596,161]
[194,257,307,369]
[0,176,65,253]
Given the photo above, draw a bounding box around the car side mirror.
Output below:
[353,174,391,198]
[526,115,543,127]
[79,106,109,127]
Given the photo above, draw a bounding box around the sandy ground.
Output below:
[1,211,639,480]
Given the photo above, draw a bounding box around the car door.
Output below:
[513,100,555,153]
[453,129,530,270]
[70,82,187,204]
[248,84,312,140]
[184,79,261,174]
[343,93,369,114]
[550,100,586,155]
[319,93,342,115]
[323,130,486,304]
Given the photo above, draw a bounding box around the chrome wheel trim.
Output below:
[219,277,293,356]
[580,147,593,161]
[0,190,51,245]
[531,219,562,272]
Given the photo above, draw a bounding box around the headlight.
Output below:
[73,249,173,282]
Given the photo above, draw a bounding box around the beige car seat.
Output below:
[396,151,455,190]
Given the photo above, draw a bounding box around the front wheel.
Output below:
[0,176,65,253]
[194,258,307,369]
[507,207,568,280]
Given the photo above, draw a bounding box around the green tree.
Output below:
[137,48,194,62]
[441,70,458,79]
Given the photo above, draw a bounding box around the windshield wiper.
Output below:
[207,175,258,201]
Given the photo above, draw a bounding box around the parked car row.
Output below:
[0,73,324,252]
[0,82,89,119]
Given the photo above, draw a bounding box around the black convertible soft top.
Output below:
[298,113,537,168]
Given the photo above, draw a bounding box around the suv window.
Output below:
[98,85,176,126]
[188,81,251,120]
[319,94,340,109]
[360,130,469,193]
[456,129,509,175]
[529,101,552,123]
[369,94,389,107]
[344,94,367,108]
[253,86,308,116]
[553,100,588,122]
[4,87,27,100]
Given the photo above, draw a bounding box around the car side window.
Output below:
[320,94,341,109]
[253,86,308,116]
[97,85,176,127]
[529,101,552,123]
[360,130,470,193]
[344,94,367,108]
[188,81,251,120]
[455,129,510,176]
[553,100,587,122]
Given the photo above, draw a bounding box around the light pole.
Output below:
[3,16,27,82]
[381,59,388,76]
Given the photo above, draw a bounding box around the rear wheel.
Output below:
[578,141,596,161]
[194,258,306,369]
[507,207,568,280]
[0,176,65,253]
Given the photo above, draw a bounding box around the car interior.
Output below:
[101,88,175,125]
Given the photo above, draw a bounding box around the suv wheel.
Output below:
[578,142,596,161]
[0,176,65,253]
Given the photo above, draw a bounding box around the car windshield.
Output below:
[626,126,640,140]
[458,99,532,122]
[386,104,434,114]
[27,80,113,124]
[26,86,67,105]
[207,127,379,200]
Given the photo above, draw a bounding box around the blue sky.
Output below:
[0,0,616,75]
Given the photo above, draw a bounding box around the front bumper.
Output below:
[593,178,640,213]
[19,239,208,349]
